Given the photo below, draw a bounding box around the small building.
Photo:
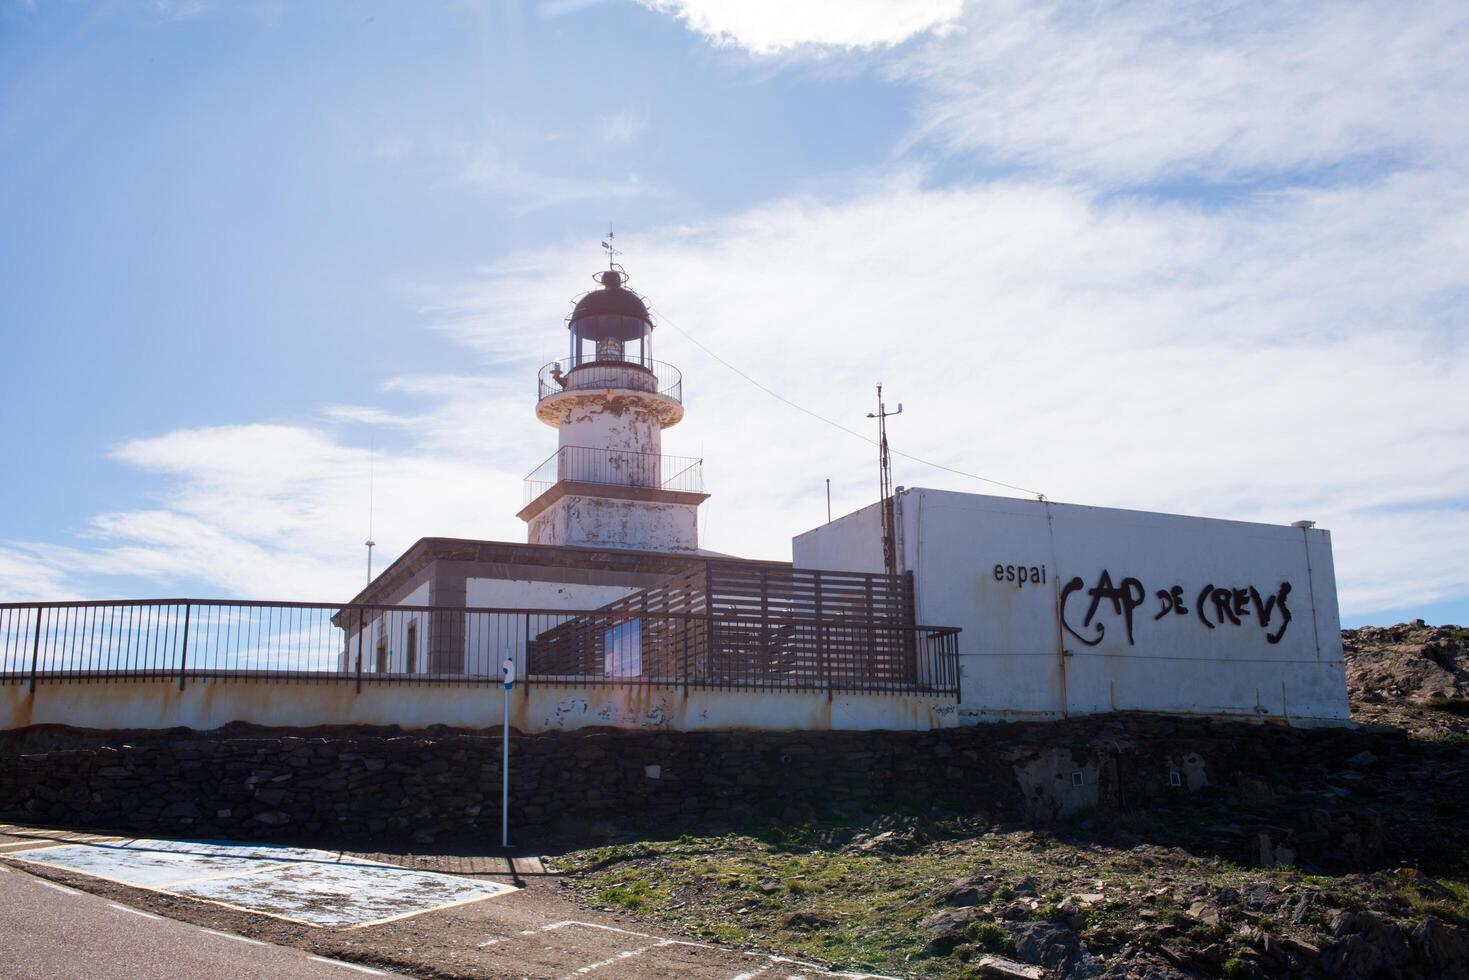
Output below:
[794,489,1349,726]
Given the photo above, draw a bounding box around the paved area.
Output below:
[9,837,515,927]
[0,863,396,978]
[0,824,894,979]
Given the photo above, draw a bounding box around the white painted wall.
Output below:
[342,582,430,674]
[529,494,701,552]
[793,488,1349,727]
[557,397,664,459]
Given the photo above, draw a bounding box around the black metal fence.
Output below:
[524,446,704,504]
[0,599,960,698]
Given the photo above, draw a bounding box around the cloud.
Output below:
[894,1,1469,184]
[444,169,1469,617]
[6,1,1466,625]
[10,169,1466,616]
[638,0,961,54]
[0,546,76,602]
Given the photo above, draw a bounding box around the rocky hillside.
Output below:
[1345,622,1469,739]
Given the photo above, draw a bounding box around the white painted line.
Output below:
[309,956,389,975]
[37,880,81,896]
[730,967,774,980]
[564,939,675,979]
[108,903,162,921]
[201,928,268,947]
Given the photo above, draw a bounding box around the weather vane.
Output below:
[600,226,621,271]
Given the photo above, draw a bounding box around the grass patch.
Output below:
[966,921,1014,954]
[1425,696,1469,717]
[595,879,663,911]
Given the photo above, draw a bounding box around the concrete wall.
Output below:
[556,394,664,458]
[0,678,957,734]
[793,489,1349,727]
[528,493,700,552]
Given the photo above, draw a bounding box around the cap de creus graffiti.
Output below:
[1059,570,1292,647]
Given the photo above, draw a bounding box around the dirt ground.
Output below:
[540,623,1469,980]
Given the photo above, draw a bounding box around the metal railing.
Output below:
[0,599,960,698]
[537,356,682,404]
[523,446,704,505]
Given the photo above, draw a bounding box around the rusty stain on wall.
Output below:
[1,680,959,734]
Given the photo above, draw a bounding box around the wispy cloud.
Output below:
[637,0,962,54]
[893,1,1469,185]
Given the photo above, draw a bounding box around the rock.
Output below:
[1186,901,1221,927]
[777,910,832,931]
[919,907,975,954]
[1414,917,1469,977]
[1240,881,1275,911]
[974,955,1044,979]
[756,878,780,894]
[1012,876,1040,897]
[1345,750,1378,768]
[1056,896,1088,930]
[251,810,289,826]
[939,876,995,907]
[1321,911,1412,977]
[1009,921,1102,980]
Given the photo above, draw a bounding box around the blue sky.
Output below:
[1,0,1466,627]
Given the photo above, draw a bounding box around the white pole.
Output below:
[501,655,514,850]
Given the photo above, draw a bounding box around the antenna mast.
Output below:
[867,384,903,578]
[365,443,376,586]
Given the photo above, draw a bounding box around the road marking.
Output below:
[108,903,162,920]
[538,922,900,979]
[201,928,268,946]
[309,956,390,975]
[36,880,81,896]
[731,967,774,980]
[564,939,676,979]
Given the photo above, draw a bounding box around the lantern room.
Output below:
[567,269,654,367]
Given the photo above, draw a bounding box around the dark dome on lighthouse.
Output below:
[569,269,652,340]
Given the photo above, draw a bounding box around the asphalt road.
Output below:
[0,864,393,980]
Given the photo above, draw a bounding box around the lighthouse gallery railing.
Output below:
[536,355,683,405]
[523,446,704,505]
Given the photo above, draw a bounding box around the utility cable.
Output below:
[650,306,1048,500]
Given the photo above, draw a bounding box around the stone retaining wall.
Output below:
[0,717,1399,857]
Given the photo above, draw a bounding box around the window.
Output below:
[406,620,418,674]
[604,618,643,678]
[375,632,388,673]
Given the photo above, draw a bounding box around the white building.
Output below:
[794,489,1350,726]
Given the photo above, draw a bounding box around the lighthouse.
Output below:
[517,266,708,552]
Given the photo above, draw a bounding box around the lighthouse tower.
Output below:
[517,266,708,552]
